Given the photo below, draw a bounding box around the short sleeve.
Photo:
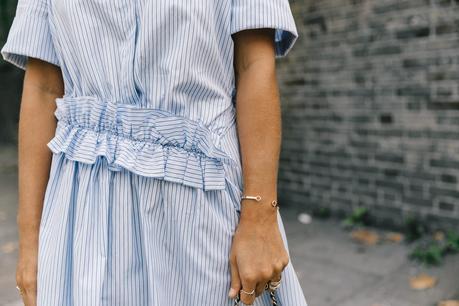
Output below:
[230,0,299,58]
[1,0,60,70]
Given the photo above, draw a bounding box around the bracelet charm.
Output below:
[240,194,279,209]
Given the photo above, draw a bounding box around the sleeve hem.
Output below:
[1,8,60,70]
[230,0,299,58]
[230,24,298,58]
[1,49,61,71]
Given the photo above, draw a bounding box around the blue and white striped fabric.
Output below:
[2,0,308,305]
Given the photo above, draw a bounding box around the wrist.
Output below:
[240,206,278,226]
[239,190,279,224]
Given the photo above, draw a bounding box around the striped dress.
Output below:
[1,0,308,305]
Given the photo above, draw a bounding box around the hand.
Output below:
[16,246,38,306]
[228,209,289,305]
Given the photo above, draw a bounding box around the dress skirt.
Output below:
[37,151,308,306]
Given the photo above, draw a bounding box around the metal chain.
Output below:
[269,290,279,306]
[234,294,239,306]
[233,290,279,305]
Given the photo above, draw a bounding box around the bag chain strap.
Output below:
[233,291,279,306]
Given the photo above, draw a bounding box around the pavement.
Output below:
[283,209,459,306]
[0,145,458,306]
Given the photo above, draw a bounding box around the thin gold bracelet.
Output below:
[240,194,279,209]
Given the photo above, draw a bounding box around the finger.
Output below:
[22,289,33,306]
[240,278,257,305]
[228,257,241,299]
[24,294,32,306]
[271,272,282,283]
[23,292,33,306]
[30,287,37,306]
[255,281,267,296]
[239,286,256,305]
[267,272,282,292]
[22,279,37,306]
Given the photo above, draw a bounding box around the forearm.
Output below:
[17,59,63,254]
[234,33,281,223]
[17,90,57,253]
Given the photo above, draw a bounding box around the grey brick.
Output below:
[277,0,459,227]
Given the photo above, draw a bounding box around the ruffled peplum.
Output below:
[47,95,239,191]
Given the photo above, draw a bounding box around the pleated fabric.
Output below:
[1,0,308,305]
[37,152,308,306]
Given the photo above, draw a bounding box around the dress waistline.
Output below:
[47,95,238,191]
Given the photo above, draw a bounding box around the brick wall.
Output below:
[0,1,22,144]
[277,0,459,228]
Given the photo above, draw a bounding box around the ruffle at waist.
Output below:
[47,95,239,191]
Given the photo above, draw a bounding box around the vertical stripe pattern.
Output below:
[2,0,307,305]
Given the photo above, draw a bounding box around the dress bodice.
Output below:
[1,0,298,191]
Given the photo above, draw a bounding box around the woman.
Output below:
[2,0,308,305]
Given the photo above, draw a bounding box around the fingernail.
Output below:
[228,287,237,298]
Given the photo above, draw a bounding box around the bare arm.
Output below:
[234,29,281,219]
[228,29,289,305]
[16,58,64,306]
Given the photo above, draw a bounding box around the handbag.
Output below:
[233,290,281,305]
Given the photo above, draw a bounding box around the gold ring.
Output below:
[268,275,282,291]
[240,288,255,295]
[16,285,24,295]
[269,281,281,291]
